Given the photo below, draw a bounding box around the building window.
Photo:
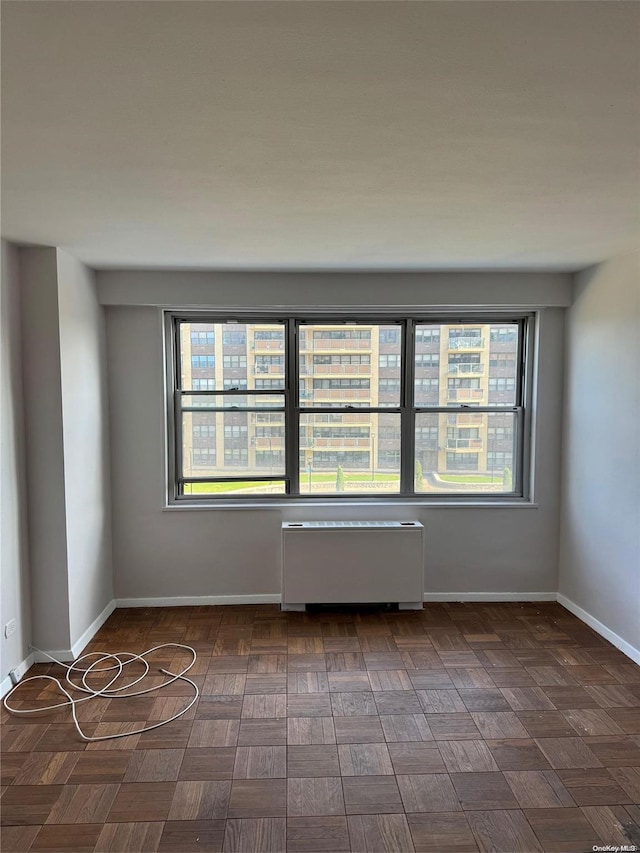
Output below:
[487,451,512,470]
[379,354,400,369]
[314,354,370,365]
[379,328,401,344]
[192,355,215,369]
[223,355,247,369]
[222,329,247,345]
[224,425,248,439]
[446,452,479,471]
[415,353,439,368]
[313,329,370,340]
[490,326,518,342]
[223,378,248,390]
[170,318,528,500]
[256,379,283,390]
[191,379,216,391]
[489,353,516,369]
[224,448,249,465]
[415,328,440,344]
[255,355,284,368]
[192,447,216,465]
[488,426,513,441]
[488,377,516,392]
[313,379,370,389]
[415,378,439,405]
[378,379,401,395]
[193,424,216,438]
[254,330,283,340]
[190,329,215,346]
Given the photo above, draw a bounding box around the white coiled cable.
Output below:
[2,643,199,742]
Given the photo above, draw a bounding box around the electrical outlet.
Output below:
[4,619,16,639]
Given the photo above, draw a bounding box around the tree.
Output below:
[336,465,345,492]
[503,466,512,489]
[415,459,423,489]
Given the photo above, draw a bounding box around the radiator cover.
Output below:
[281,521,424,611]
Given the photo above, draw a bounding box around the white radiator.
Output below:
[281,521,424,611]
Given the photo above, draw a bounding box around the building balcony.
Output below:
[253,437,285,450]
[447,389,484,402]
[309,438,370,449]
[447,412,484,425]
[253,365,285,375]
[301,339,372,351]
[448,338,485,350]
[307,389,371,402]
[446,438,483,450]
[251,340,284,351]
[448,363,484,375]
[300,364,371,376]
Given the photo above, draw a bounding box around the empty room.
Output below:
[1,2,639,852]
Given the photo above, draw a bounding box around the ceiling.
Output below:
[2,1,639,271]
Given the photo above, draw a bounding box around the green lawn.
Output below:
[304,473,398,484]
[184,471,399,495]
[439,474,501,484]
[184,481,283,494]
[185,471,508,492]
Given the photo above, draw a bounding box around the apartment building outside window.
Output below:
[169,316,530,500]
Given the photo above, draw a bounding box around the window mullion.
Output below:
[400,319,415,495]
[287,320,299,495]
[520,315,535,499]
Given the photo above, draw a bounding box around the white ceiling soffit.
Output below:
[1,1,639,271]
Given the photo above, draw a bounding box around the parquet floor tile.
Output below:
[2,601,639,851]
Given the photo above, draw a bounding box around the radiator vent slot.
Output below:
[284,520,418,529]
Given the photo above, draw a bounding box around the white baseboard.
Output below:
[424,592,557,602]
[0,652,35,698]
[71,599,116,658]
[557,593,640,666]
[118,593,557,607]
[115,594,282,608]
[30,648,77,664]
[30,599,117,665]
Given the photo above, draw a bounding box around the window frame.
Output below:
[165,312,533,504]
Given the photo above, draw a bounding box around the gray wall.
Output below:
[102,271,568,601]
[19,247,113,655]
[20,247,72,651]
[57,250,114,644]
[1,241,32,678]
[559,252,640,655]
[97,270,573,310]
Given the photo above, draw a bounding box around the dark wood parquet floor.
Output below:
[2,602,640,852]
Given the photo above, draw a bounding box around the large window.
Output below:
[169,317,530,500]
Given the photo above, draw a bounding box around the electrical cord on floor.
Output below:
[2,643,199,742]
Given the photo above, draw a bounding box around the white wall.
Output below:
[1,241,32,680]
[57,250,114,646]
[102,271,568,601]
[559,252,640,659]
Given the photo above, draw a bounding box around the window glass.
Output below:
[174,318,525,499]
[414,412,517,494]
[299,324,401,407]
[299,413,401,495]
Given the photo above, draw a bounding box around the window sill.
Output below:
[163,499,538,511]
